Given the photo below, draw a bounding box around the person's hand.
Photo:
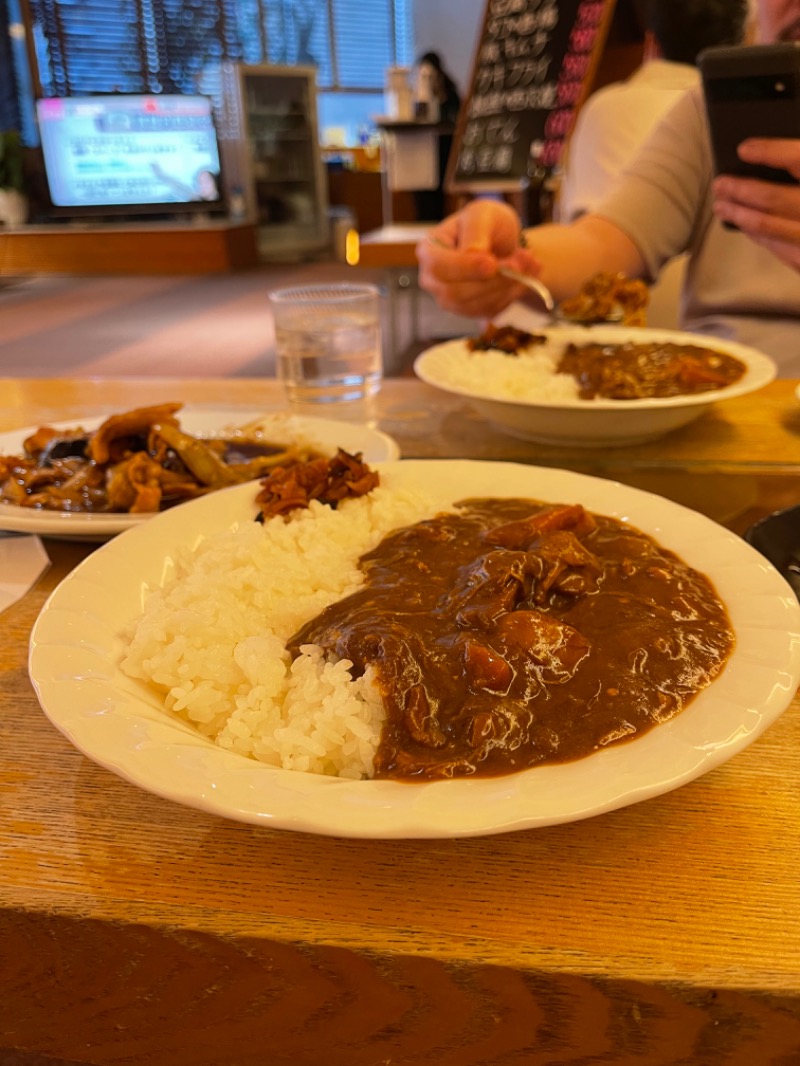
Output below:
[416,199,542,317]
[712,138,800,270]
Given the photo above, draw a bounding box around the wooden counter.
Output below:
[355,223,433,268]
[2,377,800,1065]
[0,221,260,276]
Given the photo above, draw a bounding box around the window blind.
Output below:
[22,0,413,108]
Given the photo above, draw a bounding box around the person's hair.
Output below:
[417,49,461,115]
[419,51,444,72]
[645,0,748,65]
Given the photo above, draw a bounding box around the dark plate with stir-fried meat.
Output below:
[0,406,399,539]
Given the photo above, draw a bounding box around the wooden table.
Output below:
[3,377,800,1065]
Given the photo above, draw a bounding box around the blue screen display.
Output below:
[36,94,222,208]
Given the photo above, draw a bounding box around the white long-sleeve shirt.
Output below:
[558,60,699,222]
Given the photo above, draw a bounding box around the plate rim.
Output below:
[27,458,800,838]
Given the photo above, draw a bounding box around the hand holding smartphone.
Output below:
[699,42,800,186]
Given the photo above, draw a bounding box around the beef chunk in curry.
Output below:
[467,323,546,353]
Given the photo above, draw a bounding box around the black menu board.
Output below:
[447,0,615,191]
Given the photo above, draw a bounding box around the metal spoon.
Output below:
[500,265,626,324]
[426,235,621,324]
[496,264,557,315]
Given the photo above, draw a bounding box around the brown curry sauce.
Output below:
[290,498,734,781]
[557,341,747,399]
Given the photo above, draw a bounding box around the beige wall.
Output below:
[412,0,484,97]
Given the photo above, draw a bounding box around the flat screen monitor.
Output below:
[35,93,224,217]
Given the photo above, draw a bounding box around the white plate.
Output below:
[29,460,800,839]
[0,407,400,539]
[414,326,776,447]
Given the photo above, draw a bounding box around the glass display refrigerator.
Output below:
[219,63,329,260]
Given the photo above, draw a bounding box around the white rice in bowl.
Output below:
[423,338,581,402]
[120,482,448,779]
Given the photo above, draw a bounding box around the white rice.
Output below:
[425,338,581,402]
[120,483,447,778]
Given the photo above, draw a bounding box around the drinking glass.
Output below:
[269,283,383,424]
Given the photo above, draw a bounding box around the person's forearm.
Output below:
[523,215,647,300]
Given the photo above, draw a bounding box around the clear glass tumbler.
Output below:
[269,283,383,423]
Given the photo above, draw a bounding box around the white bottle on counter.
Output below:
[385,66,414,121]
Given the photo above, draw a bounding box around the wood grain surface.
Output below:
[357,225,434,268]
[0,223,259,276]
[3,376,800,470]
[2,377,800,1064]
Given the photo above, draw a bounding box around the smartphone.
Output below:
[699,42,800,185]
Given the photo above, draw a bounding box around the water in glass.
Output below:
[270,283,383,423]
[276,312,382,405]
